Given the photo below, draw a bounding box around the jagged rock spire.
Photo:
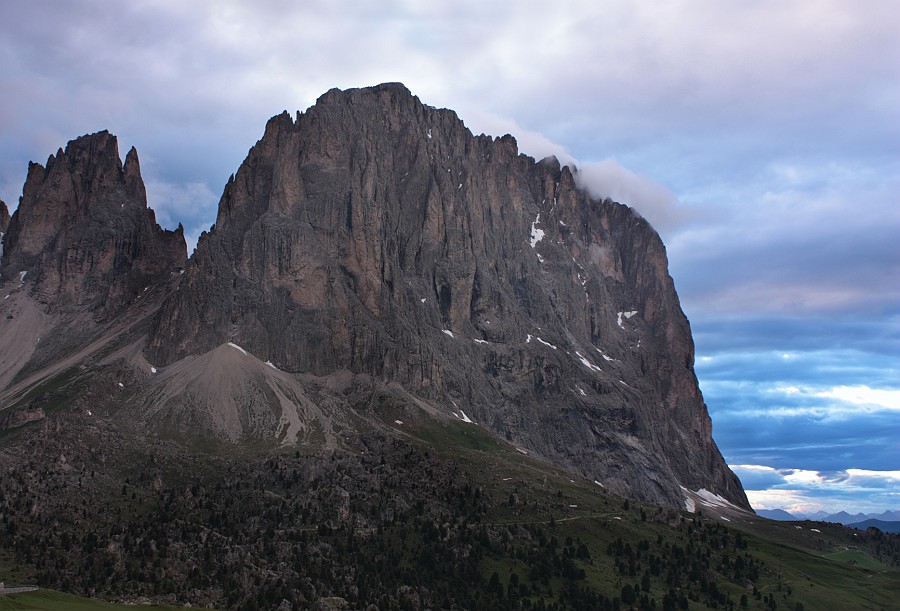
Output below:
[1,131,186,316]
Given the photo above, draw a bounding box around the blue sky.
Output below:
[1,1,898,514]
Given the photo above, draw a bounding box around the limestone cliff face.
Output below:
[147,83,746,509]
[0,200,9,235]
[0,200,9,262]
[1,131,187,317]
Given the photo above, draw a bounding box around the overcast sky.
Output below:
[2,0,898,515]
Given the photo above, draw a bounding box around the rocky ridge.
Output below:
[0,199,9,235]
[1,131,186,317]
[0,132,186,391]
[0,84,745,511]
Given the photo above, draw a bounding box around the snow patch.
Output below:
[694,488,738,510]
[616,310,638,328]
[442,329,454,338]
[594,480,604,488]
[426,128,432,139]
[530,214,545,249]
[118,382,124,388]
[150,367,157,374]
[811,528,821,533]
[577,387,587,397]
[535,337,557,350]
[87,410,92,416]
[473,339,488,344]
[421,298,426,303]
[459,409,474,424]
[526,334,533,343]
[575,351,602,373]
[684,497,696,512]
[394,420,404,425]
[227,342,248,356]
[265,361,278,370]
[516,448,528,455]
[595,348,614,361]
[19,271,27,284]
[720,516,731,522]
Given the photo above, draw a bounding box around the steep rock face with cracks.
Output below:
[0,199,9,235]
[0,132,186,392]
[145,83,746,509]
[0,131,186,318]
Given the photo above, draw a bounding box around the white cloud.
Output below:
[739,384,900,419]
[815,386,900,411]
[732,464,900,514]
[573,160,698,236]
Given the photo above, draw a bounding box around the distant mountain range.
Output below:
[757,508,900,526]
[845,519,900,534]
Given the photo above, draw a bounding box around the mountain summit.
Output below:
[0,83,746,511]
[1,130,186,316]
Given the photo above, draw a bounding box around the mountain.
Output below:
[1,83,744,511]
[0,131,186,393]
[816,510,900,525]
[1,131,185,316]
[141,83,746,510]
[3,84,898,611]
[0,199,9,235]
[0,199,9,269]
[847,519,900,534]
[757,508,798,521]
[823,511,869,525]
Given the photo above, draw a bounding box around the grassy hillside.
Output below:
[1,407,897,609]
[0,589,184,610]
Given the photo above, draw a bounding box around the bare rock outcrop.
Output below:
[146,83,747,509]
[0,199,9,235]
[0,200,9,269]
[1,131,186,318]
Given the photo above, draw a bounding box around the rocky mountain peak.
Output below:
[0,199,8,265]
[146,83,747,510]
[0,199,9,235]
[1,131,186,316]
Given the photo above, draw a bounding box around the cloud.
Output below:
[144,178,219,253]
[573,160,699,236]
[669,161,900,318]
[731,464,900,514]
[697,346,900,474]
[814,386,900,411]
